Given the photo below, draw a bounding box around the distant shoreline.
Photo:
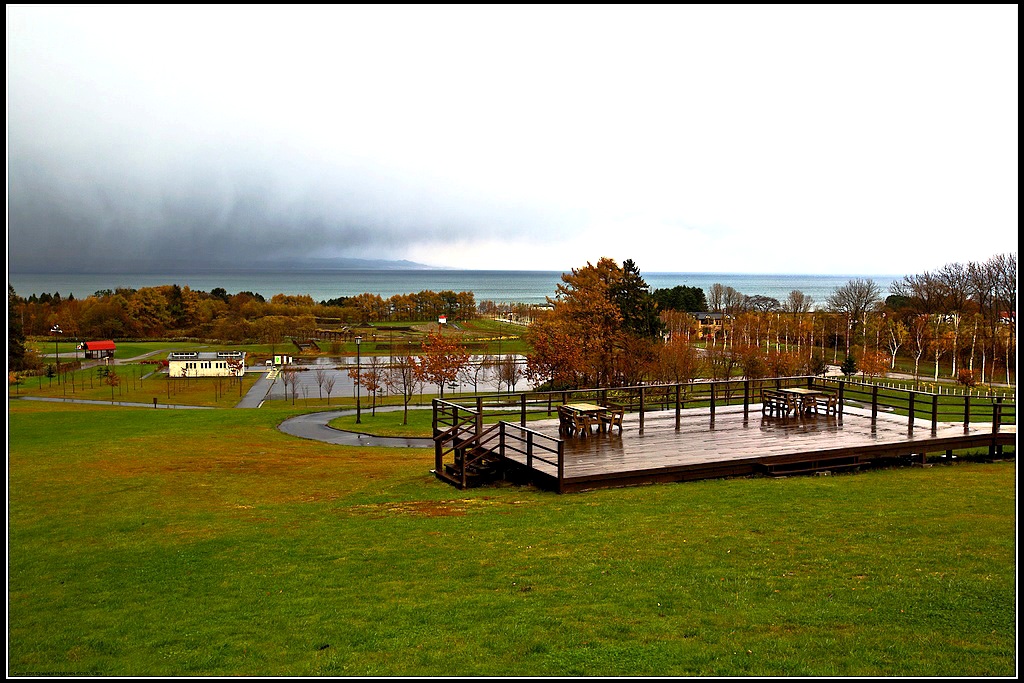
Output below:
[7,269,901,306]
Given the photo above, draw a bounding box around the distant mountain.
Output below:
[284,257,444,271]
[10,256,444,274]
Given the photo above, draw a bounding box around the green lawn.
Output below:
[7,400,1017,676]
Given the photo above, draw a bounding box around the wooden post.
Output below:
[520,393,527,427]
[526,431,534,470]
[963,395,971,433]
[710,383,716,426]
[557,440,564,493]
[476,396,484,437]
[931,394,939,434]
[992,397,1002,434]
[871,385,878,423]
[908,392,915,434]
[639,386,645,434]
[743,380,750,421]
[499,423,506,481]
[837,382,844,425]
[461,442,467,489]
[675,384,682,430]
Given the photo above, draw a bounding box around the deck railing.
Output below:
[434,377,1015,488]
[438,377,1015,433]
[818,378,1016,434]
[499,422,565,491]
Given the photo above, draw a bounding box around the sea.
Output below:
[7,270,900,307]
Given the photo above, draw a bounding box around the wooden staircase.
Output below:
[442,445,502,487]
[434,411,503,489]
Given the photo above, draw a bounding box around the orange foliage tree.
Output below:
[416,329,470,398]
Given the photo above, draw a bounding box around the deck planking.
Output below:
[499,404,1014,491]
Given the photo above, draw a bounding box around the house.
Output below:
[691,312,727,339]
[78,340,116,360]
[167,351,246,378]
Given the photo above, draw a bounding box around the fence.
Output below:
[433,376,1015,491]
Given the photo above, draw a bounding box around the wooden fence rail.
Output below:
[434,377,1015,490]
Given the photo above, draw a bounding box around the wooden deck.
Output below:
[498,405,1015,492]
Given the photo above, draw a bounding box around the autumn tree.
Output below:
[349,356,386,415]
[859,350,889,379]
[105,368,121,402]
[526,258,662,389]
[524,315,587,389]
[653,336,703,386]
[416,330,470,398]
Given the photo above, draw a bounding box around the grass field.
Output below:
[6,399,1017,677]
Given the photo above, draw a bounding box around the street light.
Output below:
[50,324,62,385]
[355,335,362,424]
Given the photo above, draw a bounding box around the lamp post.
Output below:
[355,335,362,424]
[50,324,62,384]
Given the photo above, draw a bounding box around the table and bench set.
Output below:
[556,387,837,438]
[761,386,838,418]
[558,402,625,437]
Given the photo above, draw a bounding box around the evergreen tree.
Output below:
[612,259,664,338]
[8,285,27,371]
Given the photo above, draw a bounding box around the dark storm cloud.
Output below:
[7,137,553,273]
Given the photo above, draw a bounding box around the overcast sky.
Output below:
[7,5,1018,275]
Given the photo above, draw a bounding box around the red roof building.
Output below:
[78,340,116,359]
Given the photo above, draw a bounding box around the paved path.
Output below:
[277,406,433,448]
[14,396,212,409]
[234,368,278,408]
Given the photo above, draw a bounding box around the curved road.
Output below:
[277,406,433,448]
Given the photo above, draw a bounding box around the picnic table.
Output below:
[779,387,838,416]
[559,402,623,437]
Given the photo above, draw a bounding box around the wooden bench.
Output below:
[599,403,625,435]
[811,392,839,416]
[557,405,577,436]
[559,405,598,437]
[761,389,798,418]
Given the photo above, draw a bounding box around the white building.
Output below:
[167,351,246,378]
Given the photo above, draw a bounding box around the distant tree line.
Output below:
[7,283,476,372]
[523,253,1015,390]
[8,253,1015,389]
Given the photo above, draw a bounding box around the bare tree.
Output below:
[782,290,815,315]
[324,375,336,405]
[827,278,882,353]
[280,367,298,405]
[907,315,930,389]
[385,354,421,425]
[351,356,386,415]
[496,354,526,393]
[314,367,327,400]
[884,317,907,370]
[458,354,492,394]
